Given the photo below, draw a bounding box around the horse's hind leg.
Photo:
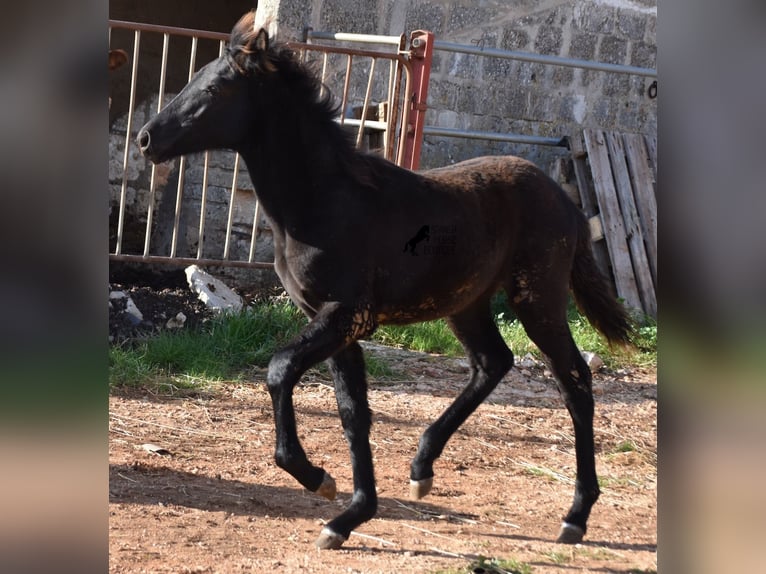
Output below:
[315,342,377,549]
[410,299,514,498]
[509,280,599,544]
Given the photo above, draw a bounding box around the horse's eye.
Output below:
[205,85,220,96]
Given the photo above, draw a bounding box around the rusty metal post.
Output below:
[401,30,434,171]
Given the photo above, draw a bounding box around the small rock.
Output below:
[141,443,172,456]
[109,290,127,300]
[517,353,539,369]
[166,311,187,329]
[581,351,604,370]
[185,265,243,313]
[124,297,144,324]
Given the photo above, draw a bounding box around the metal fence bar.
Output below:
[170,36,198,258]
[110,254,275,269]
[109,19,228,41]
[423,126,567,147]
[387,34,408,161]
[115,29,141,255]
[197,40,227,260]
[222,153,241,260]
[433,40,656,78]
[319,51,329,99]
[355,58,377,147]
[143,32,170,257]
[305,29,404,47]
[339,54,353,125]
[248,198,261,264]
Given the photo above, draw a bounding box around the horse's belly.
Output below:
[374,264,496,325]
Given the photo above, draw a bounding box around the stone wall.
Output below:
[264,0,657,168]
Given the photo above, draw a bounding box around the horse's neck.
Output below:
[238,122,351,229]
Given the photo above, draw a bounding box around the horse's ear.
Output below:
[254,28,269,52]
[249,28,276,72]
[109,49,128,71]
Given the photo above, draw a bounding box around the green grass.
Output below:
[110,297,306,388]
[374,319,464,356]
[374,294,656,369]
[612,439,638,453]
[110,293,656,392]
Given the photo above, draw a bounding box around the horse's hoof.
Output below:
[315,472,337,501]
[556,522,585,544]
[315,527,346,550]
[409,477,433,500]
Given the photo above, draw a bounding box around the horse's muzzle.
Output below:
[136,128,152,157]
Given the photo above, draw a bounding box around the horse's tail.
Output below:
[570,214,634,346]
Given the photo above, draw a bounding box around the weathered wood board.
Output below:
[573,129,657,318]
[582,129,643,314]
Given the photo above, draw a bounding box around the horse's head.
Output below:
[137,11,277,163]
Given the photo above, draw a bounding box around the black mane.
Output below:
[228,11,388,191]
[227,11,341,125]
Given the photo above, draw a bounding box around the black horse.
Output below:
[138,11,633,550]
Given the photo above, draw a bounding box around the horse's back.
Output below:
[420,155,580,231]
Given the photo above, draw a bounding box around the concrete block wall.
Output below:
[265,0,657,168]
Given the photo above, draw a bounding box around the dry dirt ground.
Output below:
[109,341,656,573]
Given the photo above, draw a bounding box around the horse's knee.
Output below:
[267,349,298,393]
[478,347,514,381]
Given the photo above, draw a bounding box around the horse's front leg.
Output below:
[266,302,377,549]
[267,303,356,498]
[315,342,377,550]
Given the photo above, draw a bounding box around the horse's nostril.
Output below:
[137,130,151,153]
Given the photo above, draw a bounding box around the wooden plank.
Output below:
[623,133,658,287]
[568,132,611,276]
[605,132,656,318]
[644,133,657,181]
[582,129,643,313]
[569,133,599,216]
[588,215,603,242]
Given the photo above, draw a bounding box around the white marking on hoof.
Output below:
[556,521,585,544]
[315,527,347,550]
[315,472,337,501]
[409,477,433,500]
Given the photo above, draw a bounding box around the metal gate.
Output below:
[108,20,421,271]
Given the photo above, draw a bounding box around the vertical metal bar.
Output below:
[395,66,413,167]
[197,39,226,260]
[115,30,141,255]
[143,32,169,257]
[196,153,211,259]
[319,51,329,100]
[248,198,261,263]
[382,57,395,158]
[389,35,407,163]
[355,57,377,148]
[401,31,434,170]
[223,153,241,260]
[170,35,198,258]
[339,54,353,125]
